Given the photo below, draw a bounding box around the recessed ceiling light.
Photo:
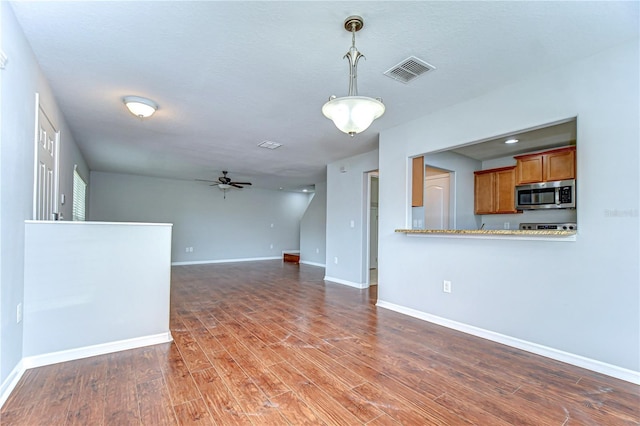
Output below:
[505,138,519,144]
[123,96,157,118]
[302,189,308,192]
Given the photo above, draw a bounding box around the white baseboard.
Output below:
[324,276,368,289]
[22,332,173,370]
[300,260,326,268]
[172,256,280,266]
[0,360,25,408]
[1,332,173,409]
[376,300,640,385]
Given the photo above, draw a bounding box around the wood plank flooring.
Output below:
[2,260,638,425]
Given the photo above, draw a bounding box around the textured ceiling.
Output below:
[9,1,639,190]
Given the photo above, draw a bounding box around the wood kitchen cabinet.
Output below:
[412,156,424,207]
[474,166,519,214]
[515,146,576,184]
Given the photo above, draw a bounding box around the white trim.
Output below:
[324,276,368,289]
[22,332,173,370]
[300,260,326,267]
[32,93,39,220]
[0,360,25,408]
[376,300,640,385]
[25,220,173,227]
[172,256,280,266]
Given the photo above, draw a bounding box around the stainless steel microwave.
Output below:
[515,179,576,210]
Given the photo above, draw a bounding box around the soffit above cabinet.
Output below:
[451,120,577,161]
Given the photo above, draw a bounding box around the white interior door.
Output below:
[424,173,450,230]
[34,102,59,220]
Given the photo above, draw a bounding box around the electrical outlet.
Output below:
[443,280,452,293]
[185,247,189,253]
[334,257,338,264]
[504,222,510,230]
[316,248,320,254]
[16,303,22,323]
[270,244,274,249]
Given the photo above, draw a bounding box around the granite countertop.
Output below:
[395,229,576,236]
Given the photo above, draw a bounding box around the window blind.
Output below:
[72,168,86,221]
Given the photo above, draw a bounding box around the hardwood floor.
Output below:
[2,260,638,425]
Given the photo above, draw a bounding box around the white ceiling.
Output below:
[9,1,638,190]
[450,118,577,162]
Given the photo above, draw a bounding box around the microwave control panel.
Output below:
[559,186,573,203]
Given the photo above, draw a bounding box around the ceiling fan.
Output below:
[196,171,252,198]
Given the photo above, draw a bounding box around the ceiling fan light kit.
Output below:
[322,15,385,137]
[195,171,252,199]
[123,96,158,118]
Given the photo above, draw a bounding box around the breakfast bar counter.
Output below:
[395,228,577,241]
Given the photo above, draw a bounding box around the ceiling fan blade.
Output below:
[231,182,252,185]
[195,179,218,182]
[231,184,244,188]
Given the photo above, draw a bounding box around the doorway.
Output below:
[367,171,379,286]
[424,166,452,230]
[33,95,60,220]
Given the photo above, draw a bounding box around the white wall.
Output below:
[378,40,639,376]
[89,171,312,263]
[325,149,378,287]
[300,182,327,266]
[23,221,172,358]
[0,2,89,391]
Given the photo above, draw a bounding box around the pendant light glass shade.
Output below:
[322,96,385,136]
[323,16,384,137]
[123,96,157,118]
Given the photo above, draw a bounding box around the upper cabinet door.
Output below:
[515,146,576,184]
[544,147,576,181]
[515,155,544,184]
[411,156,424,207]
[494,167,518,213]
[474,170,495,215]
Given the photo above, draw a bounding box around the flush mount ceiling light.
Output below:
[322,16,385,137]
[123,96,157,118]
[505,138,519,144]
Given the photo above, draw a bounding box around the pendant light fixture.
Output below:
[322,16,385,137]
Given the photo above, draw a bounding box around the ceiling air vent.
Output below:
[258,140,282,150]
[384,56,435,84]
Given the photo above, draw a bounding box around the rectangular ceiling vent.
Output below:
[258,140,282,150]
[384,56,435,84]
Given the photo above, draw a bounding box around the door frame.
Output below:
[424,171,451,230]
[32,93,61,220]
[364,170,379,287]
